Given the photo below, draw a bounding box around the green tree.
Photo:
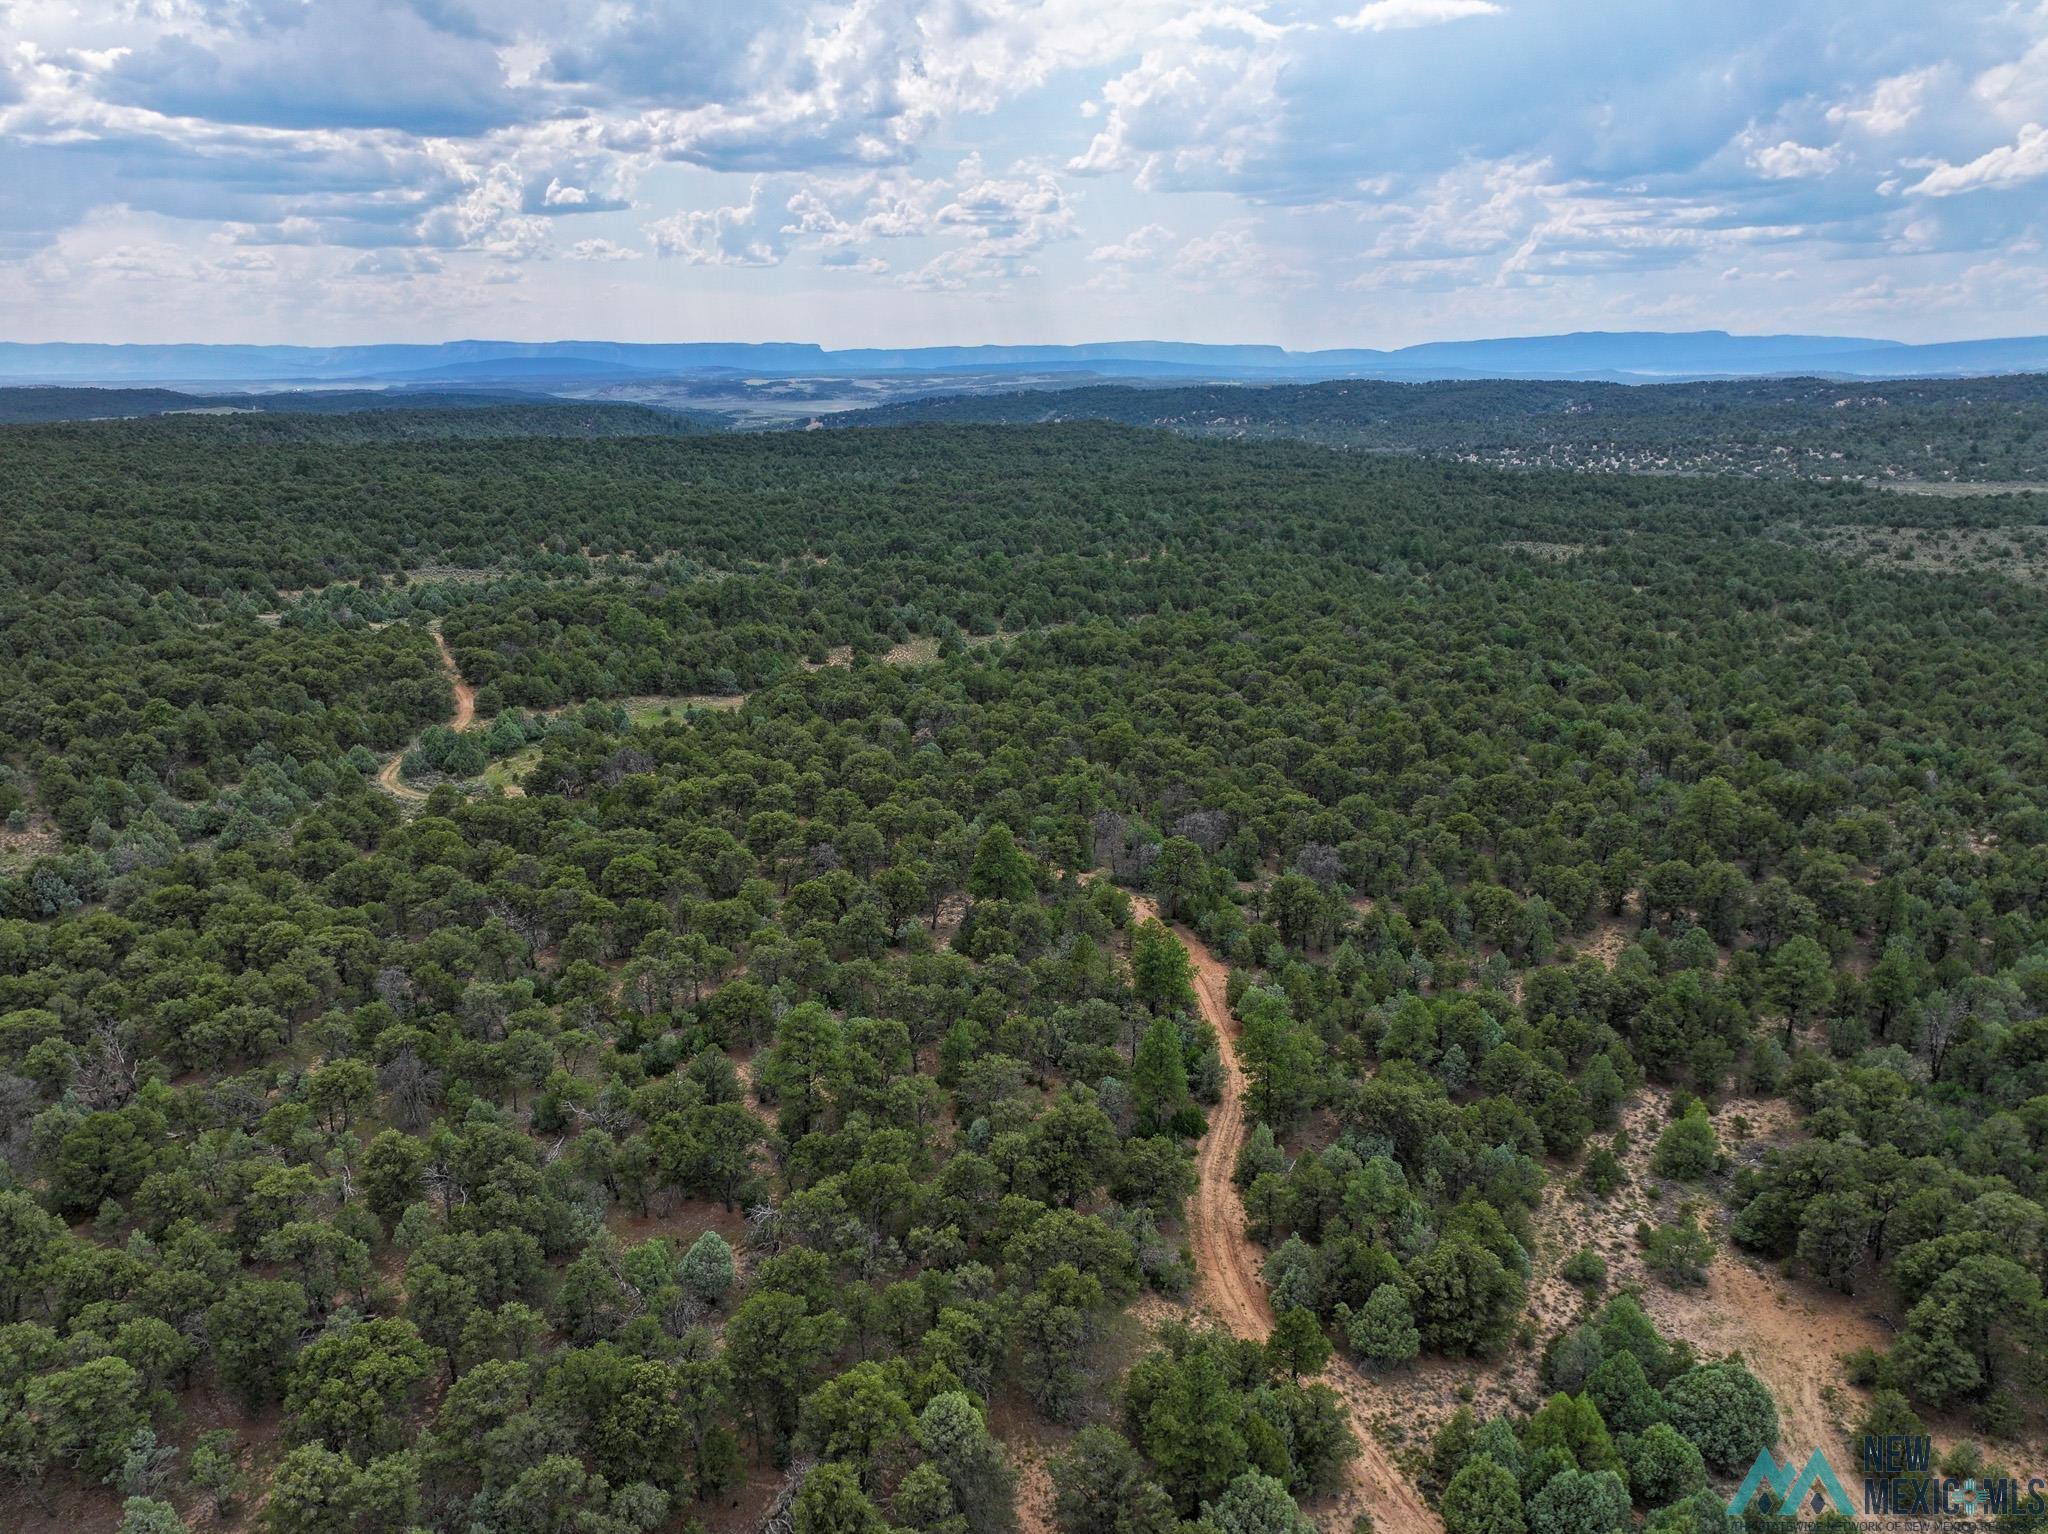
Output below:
[0,1190,63,1324]
[1131,922,1196,1015]
[1266,1307,1331,1380]
[283,1318,434,1457]
[801,1363,916,1488]
[1151,839,1208,923]
[1625,1423,1707,1506]
[1641,1214,1714,1288]
[1892,1254,2042,1408]
[305,1058,375,1133]
[542,1343,688,1490]
[1028,1092,1119,1207]
[1408,1237,1523,1357]
[968,826,1036,903]
[1132,1015,1191,1130]
[918,1391,1018,1534]
[1526,1468,1628,1534]
[1204,1470,1316,1534]
[1440,1454,1525,1534]
[118,1499,188,1534]
[1521,1393,1619,1475]
[1662,1361,1779,1470]
[264,1444,417,1534]
[1142,1348,1247,1511]
[190,1430,250,1516]
[793,1463,889,1534]
[1343,1284,1420,1370]
[1767,936,1834,1043]
[1049,1427,1175,1534]
[680,1229,737,1304]
[1795,1192,1874,1294]
[725,1291,847,1450]
[1585,1349,1664,1436]
[21,1356,145,1479]
[895,1464,968,1534]
[208,1278,308,1408]
[1236,990,1318,1129]
[1649,1105,1718,1181]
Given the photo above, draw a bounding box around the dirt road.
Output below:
[1123,892,1444,1534]
[436,628,475,729]
[375,623,474,802]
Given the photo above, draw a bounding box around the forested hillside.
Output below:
[0,390,713,437]
[1,413,2045,1534]
[838,374,2048,483]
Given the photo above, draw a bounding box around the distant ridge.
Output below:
[2,330,2045,386]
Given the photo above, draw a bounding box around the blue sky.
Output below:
[2,0,2046,347]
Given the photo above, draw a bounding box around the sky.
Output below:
[2,0,2047,349]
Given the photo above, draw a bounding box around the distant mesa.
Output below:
[3,329,2046,388]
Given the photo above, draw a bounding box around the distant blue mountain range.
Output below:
[3,330,2045,385]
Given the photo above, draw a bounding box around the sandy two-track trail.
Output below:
[436,628,476,729]
[1122,891,1445,1534]
[375,625,475,801]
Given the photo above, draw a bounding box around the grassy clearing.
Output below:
[481,745,543,790]
[1807,522,2048,582]
[624,693,751,727]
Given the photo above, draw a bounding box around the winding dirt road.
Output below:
[1123,892,1444,1534]
[375,625,475,802]
[437,628,476,730]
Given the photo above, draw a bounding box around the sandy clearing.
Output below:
[1529,1090,1971,1467]
[730,1048,781,1133]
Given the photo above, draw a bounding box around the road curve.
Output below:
[376,623,475,802]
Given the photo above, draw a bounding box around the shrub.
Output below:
[1663,1361,1779,1470]
[1560,1248,1607,1289]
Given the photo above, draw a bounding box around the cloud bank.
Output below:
[0,1,2044,344]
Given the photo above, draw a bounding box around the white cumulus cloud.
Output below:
[1748,140,1840,179]
[1909,122,2048,195]
[644,181,783,265]
[1336,0,1505,34]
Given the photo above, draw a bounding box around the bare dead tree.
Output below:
[75,1021,139,1110]
[1089,809,1127,872]
[379,1047,441,1132]
[760,1458,819,1534]
[1170,808,1231,854]
[1294,842,1345,889]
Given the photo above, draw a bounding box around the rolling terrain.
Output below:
[0,405,2041,1534]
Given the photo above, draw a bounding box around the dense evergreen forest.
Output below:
[0,389,714,436]
[1,404,2046,1534]
[839,374,2048,483]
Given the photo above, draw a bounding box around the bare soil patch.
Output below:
[1531,1089,1974,1465]
[0,814,61,866]
[1573,916,1639,969]
[1501,540,1597,560]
